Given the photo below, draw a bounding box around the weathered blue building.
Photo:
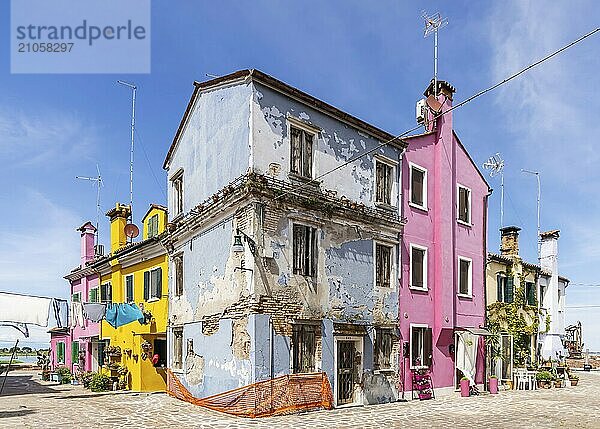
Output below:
[163,70,406,407]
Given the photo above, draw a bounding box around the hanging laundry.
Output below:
[51,298,69,328]
[0,292,52,327]
[70,302,85,328]
[0,322,29,338]
[83,303,106,323]
[104,303,145,329]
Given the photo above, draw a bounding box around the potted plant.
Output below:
[489,375,499,394]
[536,370,553,389]
[460,376,470,397]
[569,373,579,386]
[554,378,563,388]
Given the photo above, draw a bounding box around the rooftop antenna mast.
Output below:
[423,11,448,97]
[483,153,505,227]
[117,80,137,222]
[76,164,104,244]
[521,169,541,261]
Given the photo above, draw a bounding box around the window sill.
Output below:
[409,286,428,293]
[146,298,160,303]
[289,172,319,187]
[457,219,472,227]
[375,202,397,212]
[410,365,430,371]
[457,293,473,299]
[374,368,394,375]
[409,202,428,213]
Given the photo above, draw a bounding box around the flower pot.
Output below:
[537,380,550,389]
[506,380,513,390]
[569,378,579,386]
[489,377,498,394]
[460,379,470,397]
[554,380,563,388]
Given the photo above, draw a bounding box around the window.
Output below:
[375,243,392,288]
[292,324,317,373]
[71,341,79,364]
[410,164,427,209]
[89,287,99,303]
[173,328,183,370]
[100,283,112,304]
[290,125,314,178]
[148,214,159,238]
[410,244,427,290]
[144,267,162,301]
[72,292,81,303]
[374,328,393,370]
[410,325,432,368]
[497,274,513,303]
[171,171,184,217]
[525,282,536,306]
[457,185,471,224]
[458,257,472,296]
[125,275,134,303]
[174,254,184,297]
[153,339,167,367]
[375,160,393,205]
[539,284,546,306]
[292,224,317,277]
[56,341,65,364]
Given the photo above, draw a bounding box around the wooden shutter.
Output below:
[71,341,79,363]
[412,248,423,288]
[411,168,424,206]
[144,271,150,301]
[497,275,504,302]
[290,127,301,174]
[175,256,184,296]
[423,328,433,367]
[156,268,163,299]
[57,342,64,364]
[506,277,514,303]
[303,132,313,178]
[293,225,304,275]
[310,227,317,277]
[459,187,470,222]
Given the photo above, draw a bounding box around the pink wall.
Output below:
[49,332,71,370]
[400,82,489,391]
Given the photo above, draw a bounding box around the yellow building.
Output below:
[96,203,169,392]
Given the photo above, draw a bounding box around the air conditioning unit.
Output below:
[416,99,427,124]
[95,244,105,257]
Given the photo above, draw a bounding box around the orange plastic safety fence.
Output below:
[167,369,333,418]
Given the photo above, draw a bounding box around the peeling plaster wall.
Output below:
[250,82,402,207]
[167,82,252,220]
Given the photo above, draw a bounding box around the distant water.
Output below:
[1,355,39,364]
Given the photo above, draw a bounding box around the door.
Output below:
[90,341,99,371]
[337,340,356,405]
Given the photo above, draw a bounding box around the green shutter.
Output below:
[144,271,150,301]
[57,342,65,364]
[72,341,79,363]
[497,275,504,302]
[89,288,98,303]
[156,268,162,299]
[506,277,514,303]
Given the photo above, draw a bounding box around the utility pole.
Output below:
[117,80,137,222]
[522,169,541,260]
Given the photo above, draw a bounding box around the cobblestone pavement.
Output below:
[1,370,599,428]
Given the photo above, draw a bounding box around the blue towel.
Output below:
[105,303,144,328]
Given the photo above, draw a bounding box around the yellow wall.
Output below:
[142,206,168,240]
[100,205,168,392]
[486,259,537,305]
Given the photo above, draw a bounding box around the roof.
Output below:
[77,221,96,233]
[163,69,406,169]
[141,204,168,223]
[541,229,560,239]
[559,275,571,284]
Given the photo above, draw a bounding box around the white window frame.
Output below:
[170,169,184,217]
[456,183,472,226]
[409,243,428,291]
[373,240,397,290]
[148,266,162,302]
[373,155,398,208]
[457,256,473,298]
[409,162,428,211]
[410,323,429,370]
[288,118,318,180]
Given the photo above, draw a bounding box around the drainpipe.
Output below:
[397,147,406,401]
[483,190,491,391]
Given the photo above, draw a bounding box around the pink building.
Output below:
[50,222,101,372]
[399,80,491,395]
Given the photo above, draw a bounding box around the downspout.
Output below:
[483,190,491,390]
[397,146,407,401]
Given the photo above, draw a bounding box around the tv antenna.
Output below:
[521,169,541,261]
[483,153,505,227]
[422,11,448,97]
[76,164,104,244]
[117,80,137,222]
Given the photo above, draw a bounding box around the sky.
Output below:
[0,1,599,349]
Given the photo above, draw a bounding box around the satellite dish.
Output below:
[425,94,443,113]
[124,223,140,239]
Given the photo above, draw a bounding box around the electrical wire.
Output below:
[271,26,600,202]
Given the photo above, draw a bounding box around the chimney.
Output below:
[106,203,131,253]
[540,230,560,273]
[422,79,456,136]
[77,222,97,266]
[500,226,521,256]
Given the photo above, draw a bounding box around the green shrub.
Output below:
[89,372,111,392]
[55,366,72,384]
[80,371,94,388]
[536,370,553,381]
